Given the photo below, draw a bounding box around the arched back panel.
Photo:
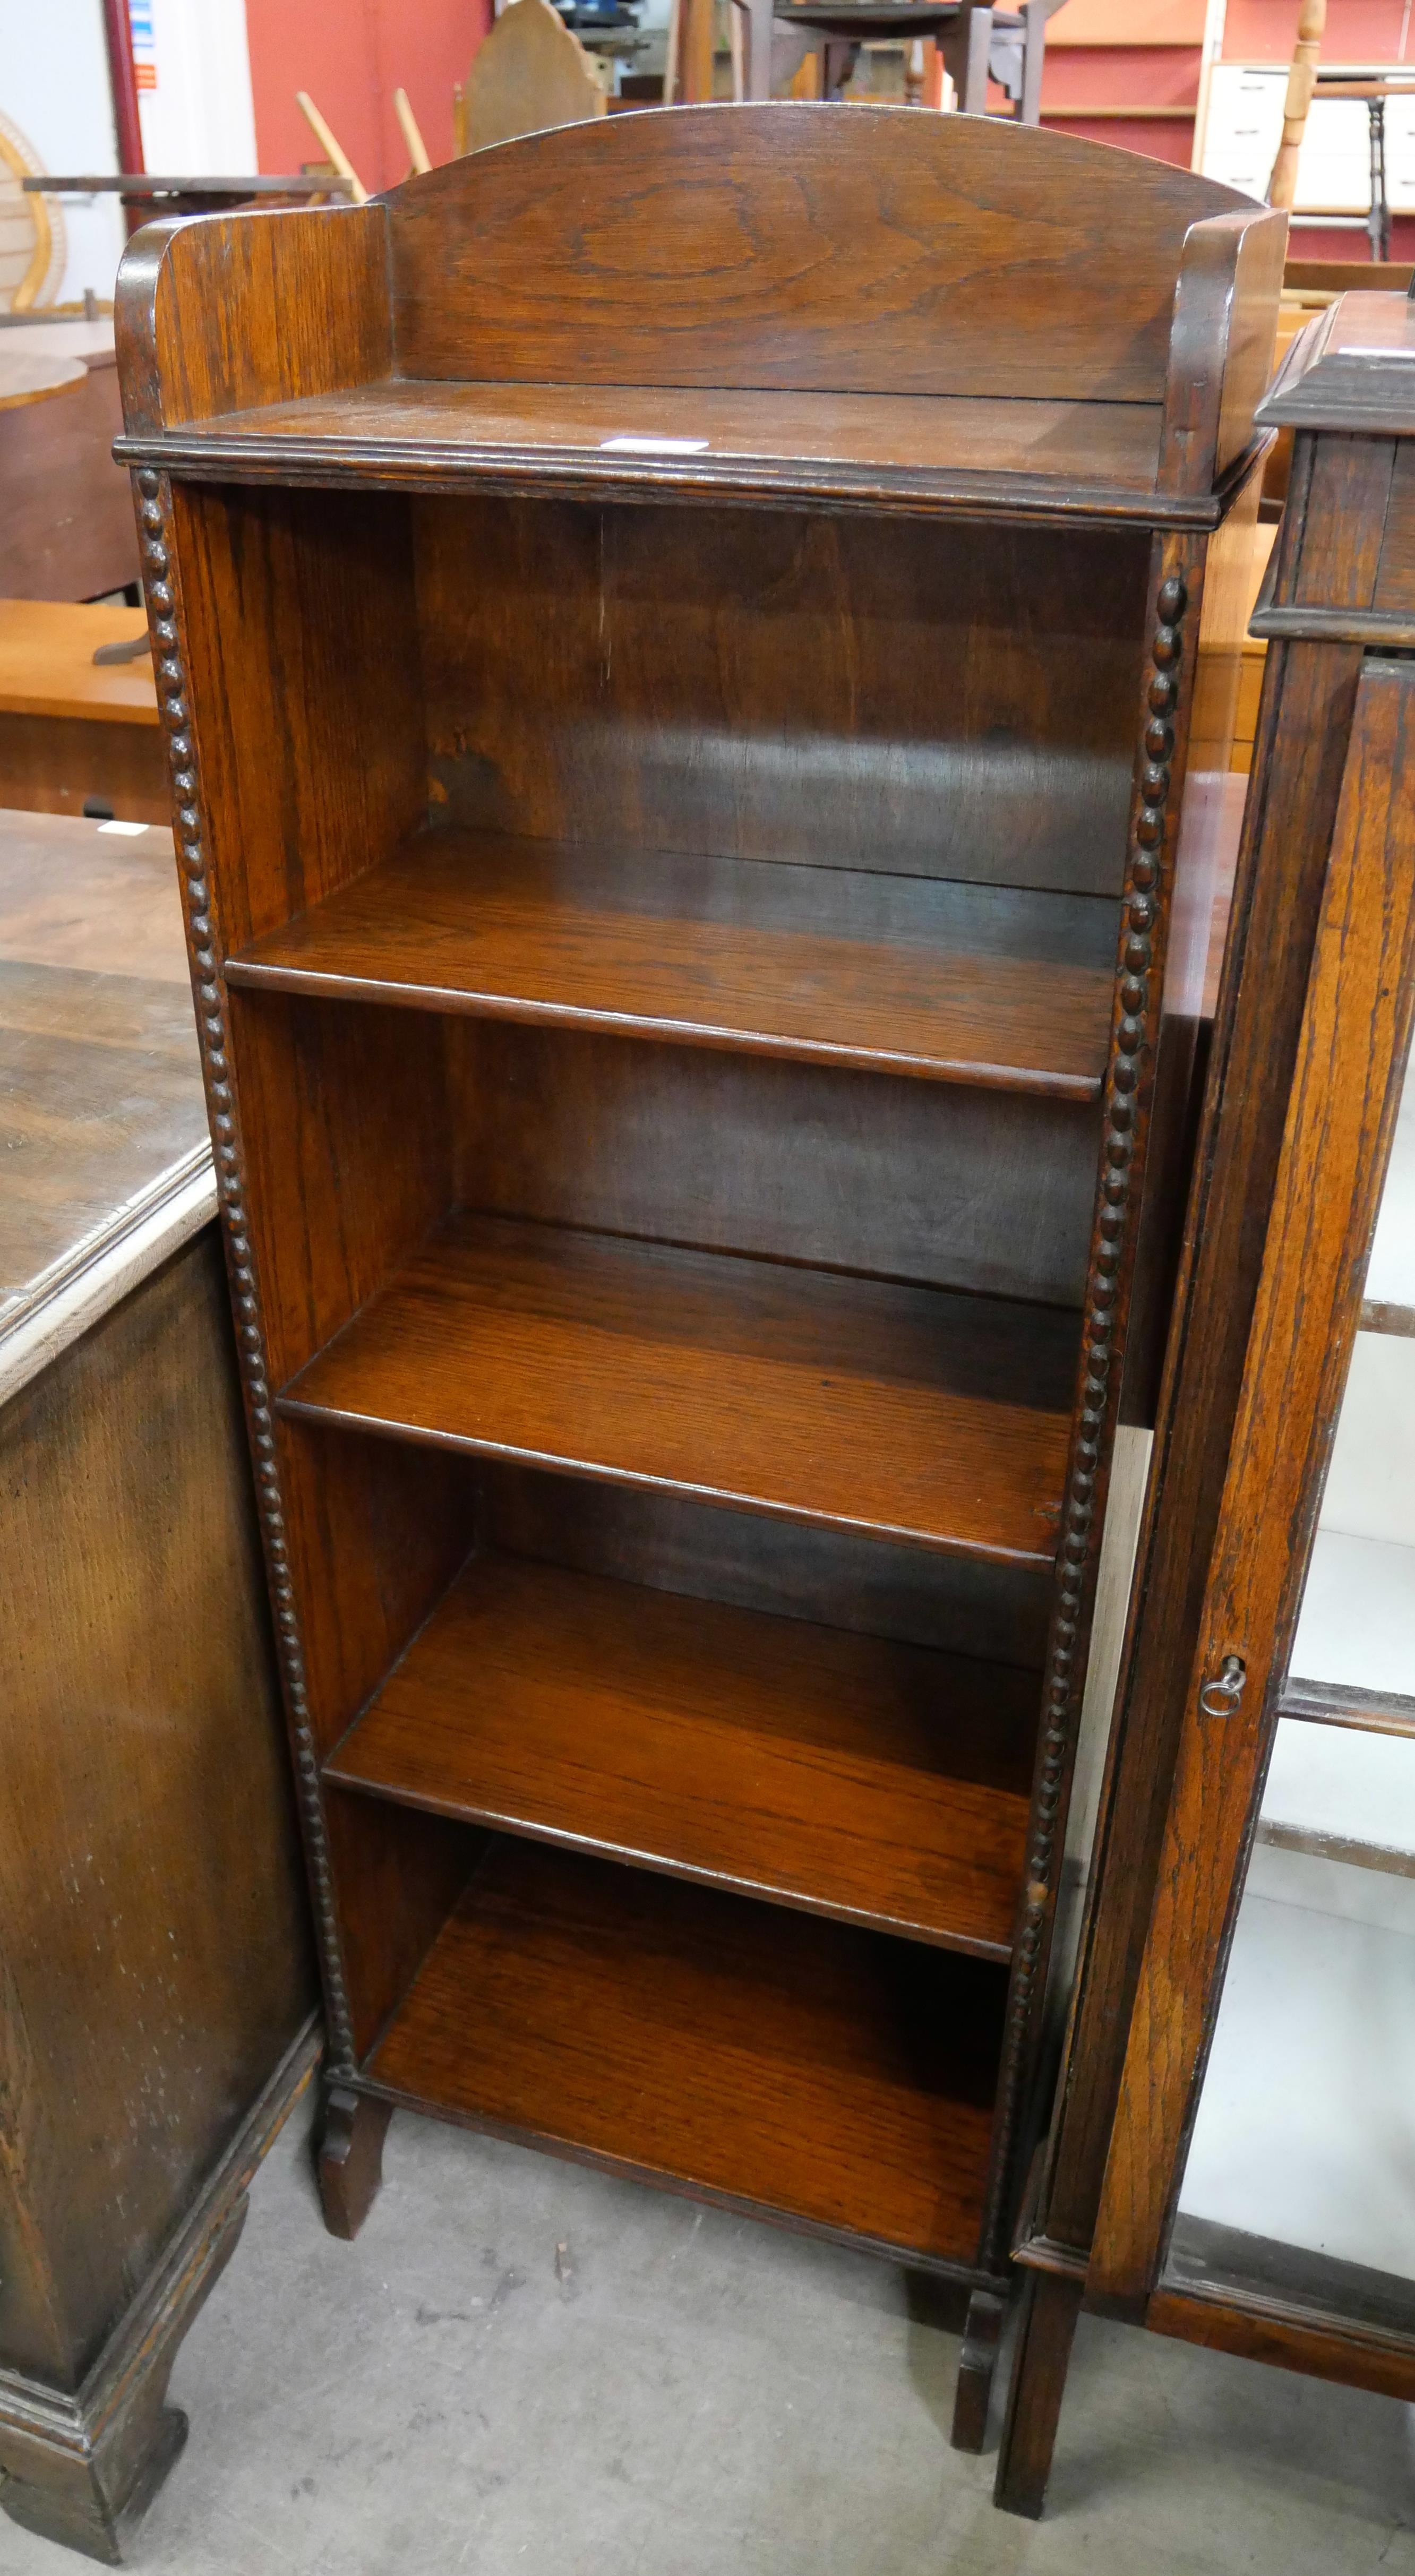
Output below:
[386,104,1256,403]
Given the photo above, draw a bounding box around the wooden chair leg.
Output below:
[316,2084,393,2241]
[940,2,993,115]
[950,2286,1006,2451]
[993,2269,1083,2518]
[745,0,774,100]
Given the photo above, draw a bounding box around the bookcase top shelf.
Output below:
[118,377,1187,527]
[114,105,1285,533]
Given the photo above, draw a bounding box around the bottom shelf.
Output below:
[367,1840,1006,2272]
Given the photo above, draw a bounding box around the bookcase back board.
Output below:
[114,105,1284,2449]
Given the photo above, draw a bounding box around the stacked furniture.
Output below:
[0,598,165,822]
[0,810,316,2562]
[113,104,1282,2445]
[998,292,1415,2516]
[0,324,139,602]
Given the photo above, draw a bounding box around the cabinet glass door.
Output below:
[1169,1054,1415,2324]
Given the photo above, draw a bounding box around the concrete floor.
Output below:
[15,2100,1414,2576]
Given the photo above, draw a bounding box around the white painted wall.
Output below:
[133,0,256,176]
[0,0,124,306]
[0,0,257,308]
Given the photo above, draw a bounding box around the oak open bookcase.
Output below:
[114,105,1282,2444]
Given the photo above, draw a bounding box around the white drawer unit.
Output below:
[1199,61,1415,216]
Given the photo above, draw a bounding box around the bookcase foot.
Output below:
[316,2085,393,2242]
[993,2269,1083,2517]
[950,2286,1006,2451]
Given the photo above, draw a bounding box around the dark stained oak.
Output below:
[325,1551,1040,1956]
[0,803,319,2553]
[115,110,1281,527]
[315,2088,393,2243]
[999,349,1415,2514]
[112,103,1283,2461]
[279,1214,1078,1566]
[384,107,1255,405]
[0,349,139,603]
[483,1468,1057,1671]
[414,500,1148,901]
[993,2271,1084,2517]
[454,1022,1102,1312]
[130,377,1176,524]
[1145,2287,1415,2407]
[229,832,1117,1098]
[0,712,170,829]
[367,1838,1008,2272]
[116,204,391,436]
[1094,654,1415,2308]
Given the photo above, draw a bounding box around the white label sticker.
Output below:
[97,818,151,836]
[599,434,710,454]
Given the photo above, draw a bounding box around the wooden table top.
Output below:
[0,808,212,1401]
[0,599,158,724]
[0,353,87,414]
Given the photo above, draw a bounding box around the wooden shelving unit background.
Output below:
[114,103,1283,2453]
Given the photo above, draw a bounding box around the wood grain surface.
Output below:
[230,831,1116,1097]
[387,105,1251,402]
[0,812,202,1327]
[1093,656,1415,2307]
[0,353,139,602]
[1037,630,1369,2263]
[1145,2289,1415,2403]
[482,1469,1056,1669]
[280,1213,1078,1564]
[0,1231,312,2382]
[326,1551,1040,1955]
[368,1838,1007,2269]
[107,108,1283,2358]
[0,812,185,980]
[140,377,1170,521]
[415,499,1147,898]
[454,1022,1102,1310]
[0,600,155,724]
[0,714,170,827]
[118,204,391,439]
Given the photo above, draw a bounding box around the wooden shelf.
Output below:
[280,1215,1077,1565]
[115,377,1190,526]
[366,1838,1007,2270]
[325,1552,1040,1955]
[229,833,1116,1100]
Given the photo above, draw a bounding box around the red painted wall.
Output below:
[1223,0,1413,61]
[245,0,491,190]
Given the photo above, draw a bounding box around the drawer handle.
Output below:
[1199,1654,1248,1718]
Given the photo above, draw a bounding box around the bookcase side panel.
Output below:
[152,479,473,2079]
[976,526,1210,2266]
[171,482,426,953]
